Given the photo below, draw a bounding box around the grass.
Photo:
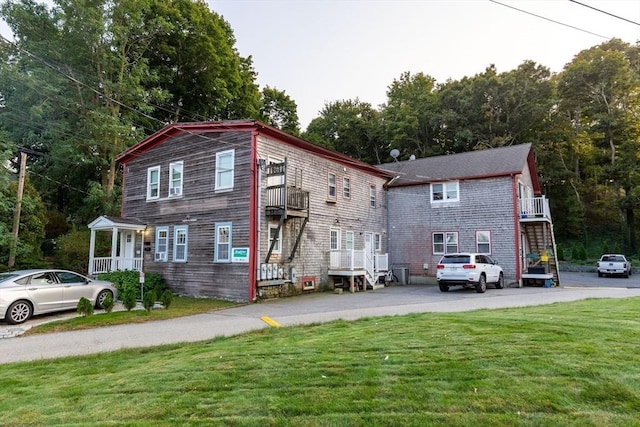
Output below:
[23,296,239,335]
[2,297,640,426]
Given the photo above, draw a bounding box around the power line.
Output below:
[489,0,609,39]
[568,0,640,27]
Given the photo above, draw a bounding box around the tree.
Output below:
[143,0,261,123]
[558,39,640,253]
[260,86,300,135]
[303,99,386,164]
[381,71,442,159]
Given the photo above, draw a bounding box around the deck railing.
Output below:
[329,250,388,272]
[266,185,309,211]
[519,196,551,220]
[91,257,143,275]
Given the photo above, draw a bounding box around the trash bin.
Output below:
[395,267,410,285]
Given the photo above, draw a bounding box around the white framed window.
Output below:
[169,161,183,197]
[369,185,376,208]
[147,166,160,200]
[327,173,337,200]
[476,230,491,254]
[155,226,168,261]
[269,224,282,254]
[345,231,354,250]
[343,177,351,199]
[215,150,235,191]
[374,233,381,252]
[267,156,284,188]
[431,181,459,203]
[330,227,341,250]
[433,232,459,254]
[214,222,232,262]
[173,225,188,262]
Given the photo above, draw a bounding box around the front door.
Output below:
[122,231,135,270]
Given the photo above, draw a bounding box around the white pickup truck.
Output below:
[597,254,632,278]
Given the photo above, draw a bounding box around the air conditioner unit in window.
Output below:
[170,187,182,196]
[155,253,165,261]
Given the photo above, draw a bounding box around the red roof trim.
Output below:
[388,170,524,188]
[116,120,393,179]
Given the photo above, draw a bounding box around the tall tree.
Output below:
[260,86,300,135]
[143,0,261,123]
[382,71,441,158]
[558,39,640,253]
[303,99,386,164]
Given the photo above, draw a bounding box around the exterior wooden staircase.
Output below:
[520,197,560,285]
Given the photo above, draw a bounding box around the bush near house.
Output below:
[98,270,167,301]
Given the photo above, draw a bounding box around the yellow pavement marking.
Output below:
[260,316,281,327]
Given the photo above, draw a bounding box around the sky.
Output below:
[1,1,639,130]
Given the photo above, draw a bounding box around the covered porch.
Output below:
[87,216,147,276]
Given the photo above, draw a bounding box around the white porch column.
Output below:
[110,227,118,271]
[88,229,96,276]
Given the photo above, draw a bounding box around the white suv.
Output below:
[436,253,504,293]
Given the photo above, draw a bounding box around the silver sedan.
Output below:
[0,269,117,324]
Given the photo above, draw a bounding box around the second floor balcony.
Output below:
[266,185,309,217]
[519,196,552,221]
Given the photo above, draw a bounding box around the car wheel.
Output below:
[438,283,449,292]
[624,271,629,279]
[495,273,504,289]
[7,300,33,325]
[475,275,487,293]
[95,290,113,309]
[597,272,603,277]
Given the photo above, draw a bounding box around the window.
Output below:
[330,227,341,250]
[215,222,232,262]
[345,231,354,250]
[269,224,282,254]
[327,173,336,200]
[155,227,169,261]
[215,150,235,191]
[370,185,376,207]
[343,177,351,199]
[431,181,459,202]
[174,226,188,262]
[433,232,459,254]
[169,161,183,197]
[476,230,491,254]
[374,233,381,252]
[147,166,160,200]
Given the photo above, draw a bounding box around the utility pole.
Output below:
[8,151,27,268]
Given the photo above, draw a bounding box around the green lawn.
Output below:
[2,297,640,426]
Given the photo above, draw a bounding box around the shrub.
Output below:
[77,297,94,317]
[101,292,114,313]
[121,283,138,311]
[160,290,174,309]
[98,270,167,301]
[142,290,156,312]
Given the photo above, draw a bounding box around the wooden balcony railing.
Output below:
[519,196,551,220]
[90,257,143,275]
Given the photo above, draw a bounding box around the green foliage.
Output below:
[142,290,156,312]
[160,290,174,309]
[53,228,92,273]
[98,270,167,301]
[260,86,300,135]
[102,292,114,313]
[121,284,138,312]
[556,245,565,261]
[76,297,93,317]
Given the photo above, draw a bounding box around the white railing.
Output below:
[519,196,551,220]
[91,257,143,275]
[330,250,389,272]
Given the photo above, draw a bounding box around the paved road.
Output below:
[1,271,639,364]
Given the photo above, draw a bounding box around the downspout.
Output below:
[511,174,521,283]
[248,130,258,301]
[120,162,127,216]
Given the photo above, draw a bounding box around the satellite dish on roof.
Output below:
[390,149,400,161]
[409,154,416,161]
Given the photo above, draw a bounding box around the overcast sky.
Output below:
[1,1,639,131]
[209,0,640,130]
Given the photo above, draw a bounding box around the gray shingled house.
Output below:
[379,143,559,287]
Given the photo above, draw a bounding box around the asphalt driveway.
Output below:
[1,271,639,364]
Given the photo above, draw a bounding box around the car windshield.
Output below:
[441,255,471,264]
[0,273,20,283]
